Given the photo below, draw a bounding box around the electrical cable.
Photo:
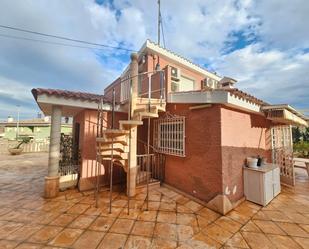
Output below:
[0,33,118,51]
[0,24,136,52]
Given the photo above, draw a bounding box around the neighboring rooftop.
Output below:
[0,118,71,127]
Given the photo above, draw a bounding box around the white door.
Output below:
[271,125,295,186]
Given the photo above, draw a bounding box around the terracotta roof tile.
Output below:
[31,88,105,102]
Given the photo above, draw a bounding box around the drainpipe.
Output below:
[45,105,62,198]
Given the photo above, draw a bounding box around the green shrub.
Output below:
[14,136,31,149]
[294,141,309,158]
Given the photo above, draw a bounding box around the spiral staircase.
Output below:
[96,96,166,191]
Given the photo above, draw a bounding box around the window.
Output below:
[171,75,195,92]
[153,116,185,156]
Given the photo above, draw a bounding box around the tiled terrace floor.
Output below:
[1,153,309,248]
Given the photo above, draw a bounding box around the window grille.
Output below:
[153,115,185,157]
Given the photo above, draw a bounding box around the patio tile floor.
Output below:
[1,152,309,248]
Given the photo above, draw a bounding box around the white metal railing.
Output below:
[120,70,166,103]
[0,140,49,154]
[23,141,49,153]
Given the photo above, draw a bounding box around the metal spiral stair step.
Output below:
[96,137,128,146]
[119,120,143,130]
[99,151,129,160]
[135,103,166,112]
[99,146,128,153]
[134,112,159,120]
[101,129,130,138]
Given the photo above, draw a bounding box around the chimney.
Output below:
[219,77,237,89]
[7,116,13,122]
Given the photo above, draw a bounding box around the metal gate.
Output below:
[136,153,165,185]
[59,133,80,189]
[271,125,295,186]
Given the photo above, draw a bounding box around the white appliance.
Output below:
[243,164,281,206]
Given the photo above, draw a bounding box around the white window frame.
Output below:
[154,116,185,157]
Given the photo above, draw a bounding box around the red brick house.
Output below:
[32,40,308,214]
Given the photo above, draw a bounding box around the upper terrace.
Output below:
[103,40,307,127]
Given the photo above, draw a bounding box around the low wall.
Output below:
[0,140,49,154]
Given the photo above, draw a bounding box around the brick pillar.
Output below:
[44,105,62,198]
[128,52,138,197]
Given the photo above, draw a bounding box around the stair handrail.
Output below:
[137,139,161,154]
[109,88,115,214]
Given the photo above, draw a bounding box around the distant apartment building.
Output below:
[0,116,72,141]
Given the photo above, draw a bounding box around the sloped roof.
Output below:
[31,88,104,102]
[139,40,222,81]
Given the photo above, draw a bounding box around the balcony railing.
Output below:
[120,70,166,103]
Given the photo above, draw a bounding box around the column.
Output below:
[44,105,62,198]
[128,52,138,197]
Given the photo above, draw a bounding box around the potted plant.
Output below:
[8,136,31,155]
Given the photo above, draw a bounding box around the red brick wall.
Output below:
[162,104,223,202]
[104,77,121,103]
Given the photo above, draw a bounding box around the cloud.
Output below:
[0,0,129,120]
[0,0,308,120]
[250,0,309,49]
[212,44,309,107]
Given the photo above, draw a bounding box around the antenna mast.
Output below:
[157,0,161,45]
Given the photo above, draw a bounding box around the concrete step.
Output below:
[134,112,159,120]
[136,170,152,184]
[99,145,129,153]
[103,129,129,138]
[135,102,166,112]
[119,120,143,130]
[96,137,128,146]
[99,151,129,160]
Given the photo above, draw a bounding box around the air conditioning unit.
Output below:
[171,66,180,81]
[202,78,218,89]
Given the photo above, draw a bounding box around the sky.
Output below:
[0,0,308,120]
